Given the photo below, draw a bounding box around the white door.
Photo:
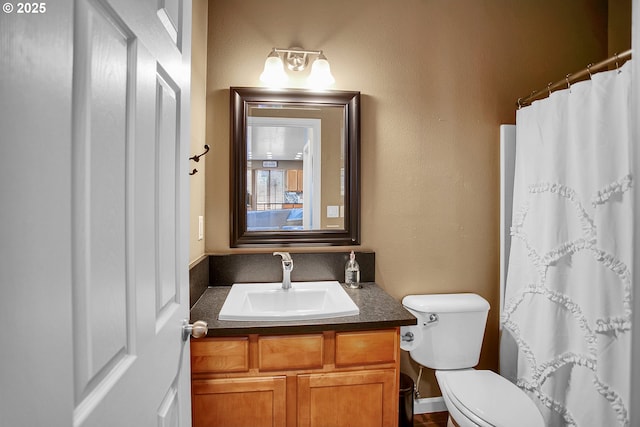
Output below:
[0,0,194,426]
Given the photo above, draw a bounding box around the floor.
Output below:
[413,411,449,427]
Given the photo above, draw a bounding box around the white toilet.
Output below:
[401,293,544,427]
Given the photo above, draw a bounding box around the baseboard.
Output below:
[414,397,447,414]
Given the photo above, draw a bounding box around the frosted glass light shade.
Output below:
[308,55,335,88]
[260,54,288,86]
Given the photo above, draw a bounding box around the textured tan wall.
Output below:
[609,0,632,56]
[201,0,609,397]
[189,0,208,265]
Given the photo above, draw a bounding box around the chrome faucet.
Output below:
[273,252,293,290]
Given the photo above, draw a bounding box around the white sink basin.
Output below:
[218,281,360,321]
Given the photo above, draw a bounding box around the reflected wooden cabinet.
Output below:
[191,329,400,427]
[286,169,303,192]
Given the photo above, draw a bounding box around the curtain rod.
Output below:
[517,49,632,108]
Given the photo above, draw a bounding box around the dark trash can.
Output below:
[399,372,414,427]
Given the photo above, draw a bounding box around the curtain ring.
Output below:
[565,74,571,90]
[547,82,553,97]
[517,97,522,109]
[615,53,621,73]
[586,63,593,78]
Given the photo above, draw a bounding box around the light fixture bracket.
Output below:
[274,47,322,72]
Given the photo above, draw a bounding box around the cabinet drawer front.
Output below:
[335,329,397,367]
[191,337,249,373]
[259,334,324,371]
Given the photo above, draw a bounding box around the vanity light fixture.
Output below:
[259,47,335,88]
[259,50,288,86]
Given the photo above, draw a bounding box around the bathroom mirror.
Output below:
[231,87,360,246]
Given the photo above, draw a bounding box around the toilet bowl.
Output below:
[401,293,544,427]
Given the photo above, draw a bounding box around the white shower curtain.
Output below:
[502,60,633,426]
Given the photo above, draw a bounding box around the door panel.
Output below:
[158,385,180,427]
[0,2,75,425]
[156,65,180,321]
[157,0,182,49]
[1,0,192,425]
[2,0,191,424]
[71,0,192,425]
[72,0,134,410]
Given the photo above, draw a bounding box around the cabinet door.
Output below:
[287,169,299,191]
[297,169,304,191]
[297,369,398,427]
[192,376,286,427]
[286,169,304,192]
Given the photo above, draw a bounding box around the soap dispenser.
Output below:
[345,251,361,288]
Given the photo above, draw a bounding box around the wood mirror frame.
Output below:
[230,87,361,247]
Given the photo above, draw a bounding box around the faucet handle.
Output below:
[273,251,292,262]
[273,252,293,270]
[274,252,293,289]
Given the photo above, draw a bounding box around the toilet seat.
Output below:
[437,370,544,427]
[437,371,491,427]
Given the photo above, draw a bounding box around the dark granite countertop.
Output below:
[190,282,417,336]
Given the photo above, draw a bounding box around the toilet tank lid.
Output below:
[402,293,489,313]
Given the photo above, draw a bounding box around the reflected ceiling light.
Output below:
[259,47,335,88]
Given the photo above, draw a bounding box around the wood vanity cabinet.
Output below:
[191,328,400,427]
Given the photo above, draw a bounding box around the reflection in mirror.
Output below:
[247,110,342,231]
[231,87,360,247]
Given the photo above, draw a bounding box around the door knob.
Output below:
[182,320,208,341]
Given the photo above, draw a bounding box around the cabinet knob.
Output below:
[182,319,208,341]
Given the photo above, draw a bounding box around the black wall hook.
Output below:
[189,144,210,162]
[189,145,210,175]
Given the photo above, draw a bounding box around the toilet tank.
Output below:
[402,293,490,370]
